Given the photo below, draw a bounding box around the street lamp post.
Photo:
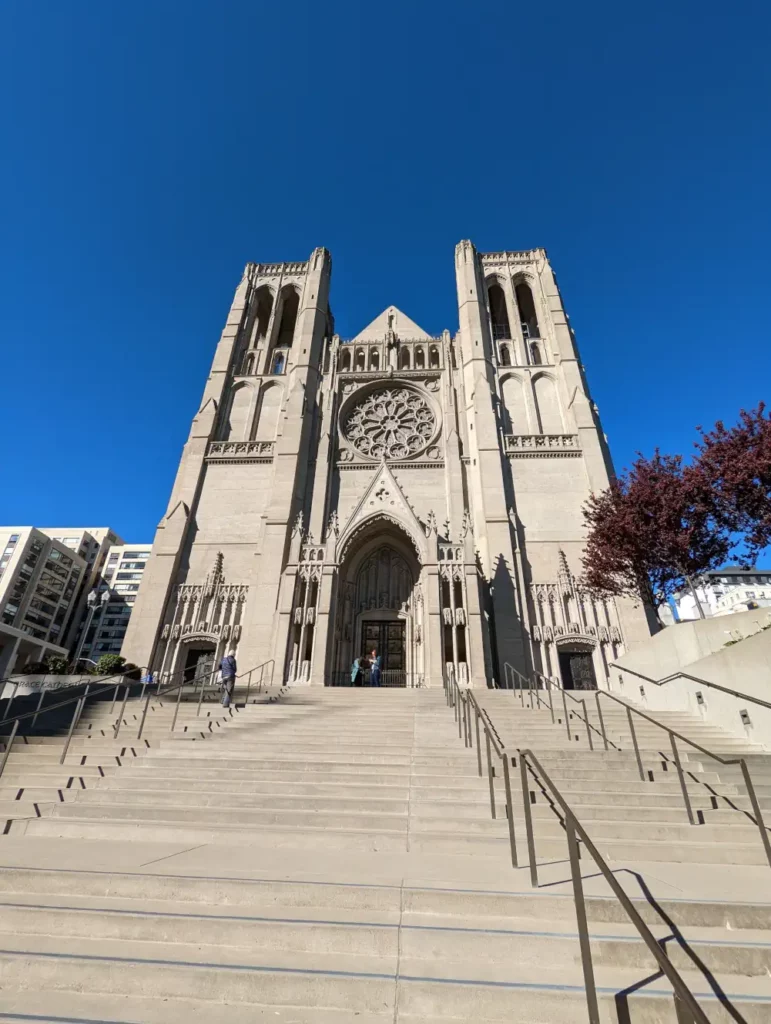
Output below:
[72,589,110,670]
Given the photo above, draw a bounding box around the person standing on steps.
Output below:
[369,648,382,687]
[220,650,237,707]
[351,656,364,687]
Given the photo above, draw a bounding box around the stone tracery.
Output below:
[343,387,436,460]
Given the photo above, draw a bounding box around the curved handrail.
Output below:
[597,688,771,867]
[609,660,771,712]
[519,748,710,1024]
[441,672,712,1022]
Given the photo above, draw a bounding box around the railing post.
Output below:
[547,680,555,724]
[0,720,19,780]
[109,681,121,715]
[582,699,594,750]
[485,728,496,819]
[474,706,483,776]
[1,682,19,722]
[626,706,645,780]
[170,679,184,733]
[519,753,538,887]
[113,684,131,739]
[244,670,253,706]
[567,813,601,1024]
[31,687,47,729]
[196,669,209,717]
[60,697,85,765]
[669,733,695,825]
[561,688,571,740]
[501,752,518,868]
[738,759,771,869]
[136,688,153,741]
[594,691,608,751]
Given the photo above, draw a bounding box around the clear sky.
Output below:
[1,1,769,543]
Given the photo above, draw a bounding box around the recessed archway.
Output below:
[331,516,424,687]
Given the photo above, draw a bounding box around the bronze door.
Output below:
[361,620,406,676]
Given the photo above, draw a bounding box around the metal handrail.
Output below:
[441,673,711,1023]
[0,664,149,778]
[0,665,149,734]
[597,689,771,868]
[518,748,710,1024]
[610,660,771,712]
[1,657,280,777]
[502,662,620,751]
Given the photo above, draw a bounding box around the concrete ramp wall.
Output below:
[613,624,771,748]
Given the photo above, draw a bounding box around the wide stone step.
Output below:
[4,866,770,929]
[2,899,771,977]
[0,936,767,1022]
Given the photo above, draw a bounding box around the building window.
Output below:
[123,551,151,559]
[116,572,143,580]
[119,561,146,570]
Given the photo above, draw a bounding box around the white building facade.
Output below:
[674,568,771,621]
[123,242,654,690]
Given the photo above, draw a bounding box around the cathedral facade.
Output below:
[122,242,652,689]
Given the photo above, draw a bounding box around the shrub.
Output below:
[45,656,70,675]
[92,654,126,677]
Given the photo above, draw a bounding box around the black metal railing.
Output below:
[0,658,279,780]
[500,661,771,869]
[326,669,421,688]
[442,671,711,1024]
[609,660,771,711]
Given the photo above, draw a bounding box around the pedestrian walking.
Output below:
[220,650,237,707]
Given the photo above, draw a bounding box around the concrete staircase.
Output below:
[0,686,769,1021]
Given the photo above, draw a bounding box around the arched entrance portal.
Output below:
[332,519,425,687]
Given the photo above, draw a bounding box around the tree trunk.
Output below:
[684,574,706,619]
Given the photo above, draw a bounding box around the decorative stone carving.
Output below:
[460,509,473,539]
[342,387,436,460]
[161,624,170,639]
[425,510,437,536]
[326,510,339,538]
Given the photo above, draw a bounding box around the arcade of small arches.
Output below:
[337,340,443,374]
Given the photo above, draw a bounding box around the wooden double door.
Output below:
[361,620,406,681]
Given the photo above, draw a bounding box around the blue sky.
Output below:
[1,1,769,542]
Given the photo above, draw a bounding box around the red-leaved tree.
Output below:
[695,403,771,563]
[582,451,731,621]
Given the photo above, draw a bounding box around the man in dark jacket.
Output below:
[220,651,237,707]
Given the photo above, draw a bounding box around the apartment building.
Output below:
[0,528,88,676]
[78,543,153,661]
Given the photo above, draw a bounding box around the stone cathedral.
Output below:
[122,242,652,689]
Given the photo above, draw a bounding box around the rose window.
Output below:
[343,388,436,460]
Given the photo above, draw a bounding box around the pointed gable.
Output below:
[351,306,432,342]
[338,461,428,561]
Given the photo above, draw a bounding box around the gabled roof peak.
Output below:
[350,306,432,342]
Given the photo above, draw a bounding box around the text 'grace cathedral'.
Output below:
[123,242,652,689]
